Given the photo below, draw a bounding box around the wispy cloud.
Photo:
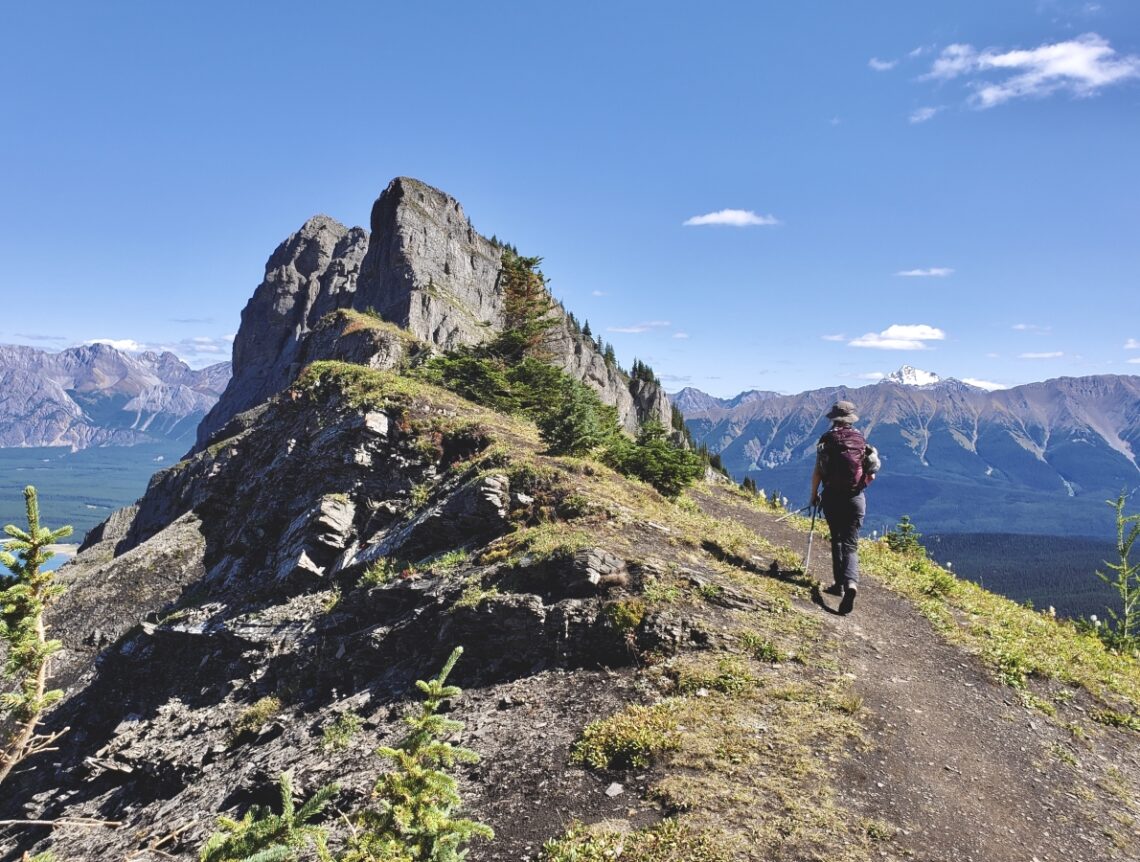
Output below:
[850,324,946,350]
[821,334,846,342]
[607,321,672,334]
[963,377,1008,390]
[683,209,780,227]
[169,316,216,324]
[673,332,690,339]
[591,290,606,297]
[869,57,898,72]
[1019,351,1064,359]
[1125,338,1140,349]
[909,106,944,123]
[1128,357,1140,364]
[15,333,67,342]
[1013,323,1052,333]
[855,372,886,380]
[924,33,1140,108]
[896,267,954,277]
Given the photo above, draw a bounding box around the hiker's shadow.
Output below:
[766,560,844,616]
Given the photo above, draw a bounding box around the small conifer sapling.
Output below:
[345,646,493,862]
[0,486,72,788]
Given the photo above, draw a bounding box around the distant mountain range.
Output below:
[673,367,1140,536]
[0,343,230,449]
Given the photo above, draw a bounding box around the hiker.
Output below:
[810,400,875,615]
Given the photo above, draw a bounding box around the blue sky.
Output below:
[2,1,1138,396]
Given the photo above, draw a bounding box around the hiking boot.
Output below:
[838,584,857,615]
[822,582,844,597]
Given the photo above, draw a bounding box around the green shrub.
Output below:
[321,711,363,752]
[570,701,682,769]
[605,599,646,632]
[232,697,282,739]
[543,819,730,862]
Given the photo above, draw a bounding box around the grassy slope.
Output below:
[303,360,1140,860]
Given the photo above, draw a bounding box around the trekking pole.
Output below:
[775,503,814,523]
[803,503,819,571]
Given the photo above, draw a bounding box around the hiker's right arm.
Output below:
[810,462,822,507]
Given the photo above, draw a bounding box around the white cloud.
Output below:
[1128,357,1140,364]
[1124,338,1140,349]
[1013,323,1052,332]
[909,106,944,123]
[909,45,931,59]
[591,290,607,297]
[830,116,842,126]
[607,321,671,334]
[86,338,146,352]
[673,332,690,339]
[1019,351,1064,359]
[896,267,954,277]
[683,209,780,227]
[925,34,1140,108]
[856,372,886,380]
[869,57,898,71]
[821,334,846,342]
[962,377,1008,390]
[850,324,946,350]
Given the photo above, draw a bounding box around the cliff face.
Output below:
[0,343,230,449]
[196,177,672,449]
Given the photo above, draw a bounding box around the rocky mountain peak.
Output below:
[883,365,941,387]
[195,178,671,450]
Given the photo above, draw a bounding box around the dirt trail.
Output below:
[693,489,1140,862]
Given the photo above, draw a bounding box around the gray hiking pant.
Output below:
[822,490,865,587]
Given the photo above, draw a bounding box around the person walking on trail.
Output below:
[810,400,876,616]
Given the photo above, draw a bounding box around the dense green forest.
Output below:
[922,532,1120,621]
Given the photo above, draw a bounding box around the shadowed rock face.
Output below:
[195,177,672,450]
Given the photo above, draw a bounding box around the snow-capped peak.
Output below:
[883,366,941,387]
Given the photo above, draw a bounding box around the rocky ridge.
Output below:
[0,343,230,449]
[196,177,671,451]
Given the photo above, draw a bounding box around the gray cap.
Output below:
[826,400,858,423]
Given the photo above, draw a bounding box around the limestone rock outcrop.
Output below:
[196,177,672,449]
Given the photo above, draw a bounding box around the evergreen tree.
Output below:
[603,343,616,365]
[0,486,72,788]
[1095,492,1140,649]
[603,421,704,499]
[886,515,925,557]
[498,250,557,361]
[345,647,493,862]
[582,320,592,338]
[199,772,338,862]
[537,379,617,456]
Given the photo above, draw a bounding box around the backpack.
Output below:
[818,426,878,493]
